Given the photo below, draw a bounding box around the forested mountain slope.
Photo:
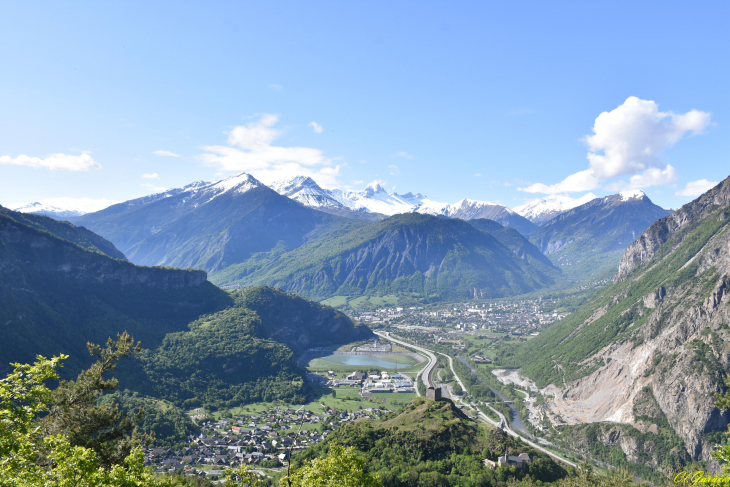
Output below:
[0,205,126,260]
[527,190,671,280]
[134,286,373,409]
[0,213,228,373]
[500,175,730,461]
[0,214,372,411]
[467,218,556,272]
[294,397,567,486]
[212,213,560,300]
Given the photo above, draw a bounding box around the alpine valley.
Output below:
[5,172,730,486]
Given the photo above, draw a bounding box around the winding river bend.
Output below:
[455,356,529,436]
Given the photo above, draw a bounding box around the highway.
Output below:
[374,331,438,392]
[375,331,577,469]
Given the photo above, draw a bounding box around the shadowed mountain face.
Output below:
[0,213,230,373]
[526,191,672,280]
[72,174,357,273]
[213,213,559,300]
[466,218,556,272]
[0,205,126,260]
[0,213,373,409]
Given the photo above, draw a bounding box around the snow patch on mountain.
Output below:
[203,173,262,201]
[271,176,346,210]
[13,202,86,218]
[268,176,520,222]
[514,193,598,226]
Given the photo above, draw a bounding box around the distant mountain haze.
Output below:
[513,192,599,226]
[12,202,86,219]
[526,190,672,280]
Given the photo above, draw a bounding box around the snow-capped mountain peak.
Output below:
[12,202,86,218]
[363,181,387,196]
[202,173,262,201]
[270,176,345,210]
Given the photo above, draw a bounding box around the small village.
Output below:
[349,296,577,339]
[145,406,387,477]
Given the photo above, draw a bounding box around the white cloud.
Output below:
[520,169,601,194]
[389,165,400,175]
[395,151,414,159]
[308,121,324,134]
[675,179,718,197]
[153,150,181,157]
[584,96,709,179]
[197,114,340,187]
[35,197,117,213]
[626,165,679,189]
[142,173,159,179]
[520,97,711,194]
[0,153,99,171]
[269,84,282,90]
[474,173,483,177]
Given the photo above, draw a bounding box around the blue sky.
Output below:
[1,1,728,212]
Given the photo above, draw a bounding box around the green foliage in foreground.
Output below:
[293,397,567,486]
[100,390,200,449]
[0,355,163,486]
[282,444,381,487]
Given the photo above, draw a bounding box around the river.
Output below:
[455,356,530,436]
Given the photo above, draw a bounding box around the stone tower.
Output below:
[426,386,442,401]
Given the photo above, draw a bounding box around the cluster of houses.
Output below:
[145,406,386,475]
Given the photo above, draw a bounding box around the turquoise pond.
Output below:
[313,354,415,369]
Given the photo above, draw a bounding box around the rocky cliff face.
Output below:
[617,176,730,280]
[231,213,559,300]
[511,176,730,464]
[0,215,207,289]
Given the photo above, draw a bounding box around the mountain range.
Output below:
[12,201,87,218]
[71,173,357,273]
[513,192,599,226]
[56,173,677,298]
